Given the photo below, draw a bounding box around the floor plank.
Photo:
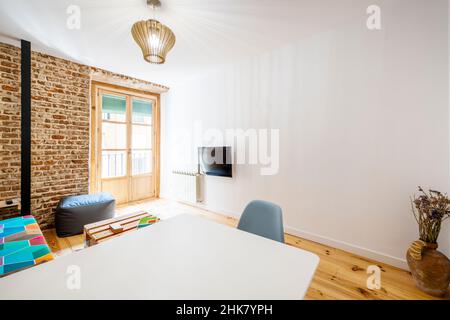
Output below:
[43,198,449,300]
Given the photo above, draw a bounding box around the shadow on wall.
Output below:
[160,0,450,268]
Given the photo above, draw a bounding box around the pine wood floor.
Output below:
[42,198,449,300]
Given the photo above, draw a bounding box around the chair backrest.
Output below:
[237,200,285,243]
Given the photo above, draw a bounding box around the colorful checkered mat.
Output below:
[0,215,54,276]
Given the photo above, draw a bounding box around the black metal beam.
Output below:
[21,40,31,216]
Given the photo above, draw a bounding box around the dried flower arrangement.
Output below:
[411,186,450,244]
[408,187,450,297]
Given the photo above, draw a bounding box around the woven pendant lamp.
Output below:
[131,0,176,64]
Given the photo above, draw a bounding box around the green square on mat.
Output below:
[4,248,35,265]
[22,218,37,226]
[1,217,26,227]
[31,246,51,259]
[0,226,25,238]
[0,240,30,257]
[3,260,35,274]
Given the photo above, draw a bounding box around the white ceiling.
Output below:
[0,0,395,87]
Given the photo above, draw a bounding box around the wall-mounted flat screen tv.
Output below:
[198,146,232,178]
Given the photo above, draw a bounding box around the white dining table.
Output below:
[0,214,319,299]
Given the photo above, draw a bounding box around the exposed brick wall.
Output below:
[0,205,20,220]
[0,43,91,226]
[0,42,164,228]
[0,43,21,220]
[30,51,91,228]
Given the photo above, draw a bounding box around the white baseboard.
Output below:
[283,226,408,270]
[162,196,409,270]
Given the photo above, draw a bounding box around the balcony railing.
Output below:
[102,150,152,178]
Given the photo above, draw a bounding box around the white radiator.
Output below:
[172,170,202,204]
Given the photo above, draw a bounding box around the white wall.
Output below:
[161,0,449,269]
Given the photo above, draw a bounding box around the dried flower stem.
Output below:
[411,186,450,244]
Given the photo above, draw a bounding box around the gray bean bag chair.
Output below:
[55,192,115,237]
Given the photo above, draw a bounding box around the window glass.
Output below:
[132,150,152,175]
[132,99,152,124]
[102,94,126,122]
[132,125,152,149]
[102,151,126,178]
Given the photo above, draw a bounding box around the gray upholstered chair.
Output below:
[237,200,285,243]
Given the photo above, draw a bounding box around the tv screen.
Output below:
[198,146,232,178]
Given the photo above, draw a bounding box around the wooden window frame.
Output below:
[90,81,161,200]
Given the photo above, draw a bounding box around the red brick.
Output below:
[0,42,164,227]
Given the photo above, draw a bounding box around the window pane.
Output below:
[132,99,152,124]
[102,122,127,149]
[102,151,126,178]
[132,150,152,175]
[102,94,126,122]
[132,125,152,149]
